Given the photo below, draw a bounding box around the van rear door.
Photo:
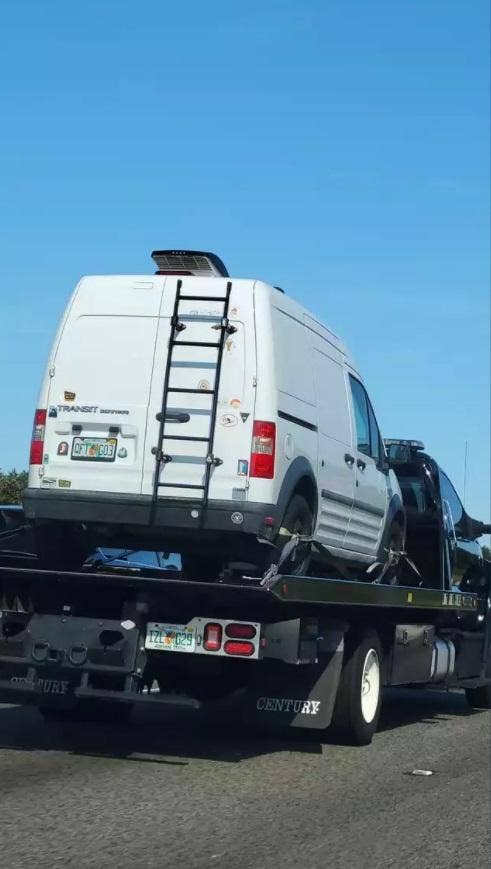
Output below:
[141,277,256,503]
[43,276,164,496]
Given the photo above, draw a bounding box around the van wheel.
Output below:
[277,494,314,576]
[34,525,90,571]
[465,684,491,709]
[331,630,382,745]
[181,554,223,582]
[381,521,404,585]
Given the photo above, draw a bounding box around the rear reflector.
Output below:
[224,640,255,657]
[225,623,257,640]
[250,421,276,479]
[29,408,47,465]
[203,622,223,652]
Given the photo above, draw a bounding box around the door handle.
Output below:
[344,453,355,467]
[357,459,366,470]
[156,411,191,423]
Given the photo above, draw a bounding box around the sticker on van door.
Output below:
[220,412,238,427]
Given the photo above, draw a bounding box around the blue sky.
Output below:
[1,0,489,522]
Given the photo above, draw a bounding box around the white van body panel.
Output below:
[30,276,164,495]
[26,266,403,571]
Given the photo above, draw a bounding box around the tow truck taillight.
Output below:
[203,623,223,652]
[224,640,255,657]
[225,623,257,640]
[250,421,276,479]
[29,409,47,465]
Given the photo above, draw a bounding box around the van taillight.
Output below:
[250,421,276,479]
[29,409,47,465]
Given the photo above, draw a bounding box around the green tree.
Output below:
[0,469,28,505]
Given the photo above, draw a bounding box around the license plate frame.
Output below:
[145,622,196,653]
[71,437,118,462]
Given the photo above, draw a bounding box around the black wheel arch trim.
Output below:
[275,457,319,521]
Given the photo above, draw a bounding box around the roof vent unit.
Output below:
[151,250,229,277]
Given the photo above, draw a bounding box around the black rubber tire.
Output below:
[34,524,90,571]
[276,494,314,576]
[331,630,382,745]
[381,521,405,585]
[465,684,491,709]
[39,701,133,724]
[181,554,224,581]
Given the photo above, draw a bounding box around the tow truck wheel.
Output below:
[39,700,133,723]
[332,630,382,745]
[465,684,491,709]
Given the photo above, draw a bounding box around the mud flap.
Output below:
[241,629,344,730]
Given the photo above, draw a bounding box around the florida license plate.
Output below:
[145,622,196,653]
[71,437,117,462]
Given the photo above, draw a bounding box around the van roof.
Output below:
[76,273,354,366]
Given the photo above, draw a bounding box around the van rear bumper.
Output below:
[22,488,279,539]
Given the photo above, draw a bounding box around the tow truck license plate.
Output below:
[145,622,196,653]
[71,437,117,462]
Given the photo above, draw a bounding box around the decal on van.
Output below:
[230,398,241,408]
[100,408,130,416]
[240,413,249,423]
[118,447,128,458]
[220,412,237,428]
[198,379,210,391]
[57,442,69,456]
[237,459,248,476]
[57,405,98,414]
[48,406,58,418]
[64,390,76,401]
[58,479,71,488]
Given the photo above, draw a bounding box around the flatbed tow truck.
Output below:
[0,444,490,745]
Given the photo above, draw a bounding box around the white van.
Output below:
[24,250,405,578]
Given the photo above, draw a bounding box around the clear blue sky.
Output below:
[1,0,489,523]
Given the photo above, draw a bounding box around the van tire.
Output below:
[182,554,223,582]
[331,630,382,745]
[277,494,314,576]
[381,521,404,585]
[34,525,89,571]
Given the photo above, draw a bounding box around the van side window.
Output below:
[367,402,381,462]
[349,376,371,457]
[439,470,464,527]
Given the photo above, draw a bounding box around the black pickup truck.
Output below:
[384,439,490,592]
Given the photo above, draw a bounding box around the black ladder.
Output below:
[151,278,236,506]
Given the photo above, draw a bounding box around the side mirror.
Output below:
[467,519,491,539]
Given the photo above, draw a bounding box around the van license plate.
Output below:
[145,622,196,653]
[71,437,117,462]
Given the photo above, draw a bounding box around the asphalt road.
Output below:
[0,689,489,869]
